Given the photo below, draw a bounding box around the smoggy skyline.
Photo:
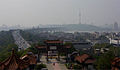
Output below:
[0,0,120,28]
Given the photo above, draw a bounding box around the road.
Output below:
[12,30,31,51]
[39,56,68,70]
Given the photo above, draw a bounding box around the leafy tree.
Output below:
[64,42,76,53]
[26,45,38,54]
[95,50,115,70]
[35,64,46,70]
[93,43,110,49]
[20,30,42,42]
[0,31,14,47]
[0,44,18,62]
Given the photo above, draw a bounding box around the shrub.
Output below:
[35,64,46,70]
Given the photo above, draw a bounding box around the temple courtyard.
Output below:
[38,55,68,70]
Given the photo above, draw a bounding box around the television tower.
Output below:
[79,10,81,24]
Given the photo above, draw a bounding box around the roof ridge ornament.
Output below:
[12,48,15,55]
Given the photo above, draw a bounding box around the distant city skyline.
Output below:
[0,0,120,28]
[114,22,119,30]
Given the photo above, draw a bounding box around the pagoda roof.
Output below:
[21,52,37,65]
[112,57,120,68]
[75,54,95,64]
[0,50,29,70]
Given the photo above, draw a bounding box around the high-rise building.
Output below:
[114,22,119,31]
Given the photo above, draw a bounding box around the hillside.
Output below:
[0,31,14,47]
[38,24,107,31]
[0,31,17,61]
[61,24,104,31]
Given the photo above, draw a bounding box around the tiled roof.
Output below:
[75,54,89,63]
[45,40,63,43]
[112,57,120,68]
[75,54,95,64]
[0,50,29,70]
[35,46,46,49]
[21,53,37,65]
[85,59,96,64]
[0,50,37,70]
[64,46,71,48]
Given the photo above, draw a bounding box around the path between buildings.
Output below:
[40,56,68,70]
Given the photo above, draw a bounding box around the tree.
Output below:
[0,44,18,61]
[96,50,115,70]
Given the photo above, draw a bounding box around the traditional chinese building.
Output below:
[36,40,71,62]
[35,45,46,61]
[21,52,37,70]
[0,50,37,70]
[112,57,120,70]
[75,54,95,70]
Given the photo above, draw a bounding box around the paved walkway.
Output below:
[53,63,61,70]
[40,56,68,70]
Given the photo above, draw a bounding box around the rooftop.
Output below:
[0,50,37,70]
[75,54,95,64]
[45,40,63,44]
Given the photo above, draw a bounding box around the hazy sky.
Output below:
[0,0,120,27]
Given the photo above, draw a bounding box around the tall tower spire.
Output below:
[79,10,81,24]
